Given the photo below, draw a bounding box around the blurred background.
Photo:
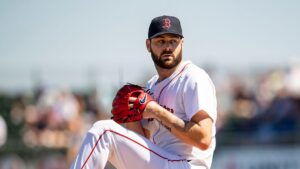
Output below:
[1,0,300,169]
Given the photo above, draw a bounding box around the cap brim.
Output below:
[149,31,184,39]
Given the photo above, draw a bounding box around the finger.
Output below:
[129,97,137,103]
[129,103,134,109]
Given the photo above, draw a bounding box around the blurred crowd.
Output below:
[0,64,300,169]
[0,87,109,169]
[216,64,300,145]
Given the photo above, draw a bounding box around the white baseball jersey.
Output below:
[142,60,217,168]
[70,60,216,169]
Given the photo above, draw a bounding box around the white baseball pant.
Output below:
[70,120,201,169]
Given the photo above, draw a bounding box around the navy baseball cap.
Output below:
[148,15,184,39]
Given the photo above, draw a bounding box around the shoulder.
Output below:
[179,62,216,93]
[183,62,212,83]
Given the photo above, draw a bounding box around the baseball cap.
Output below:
[148,15,183,39]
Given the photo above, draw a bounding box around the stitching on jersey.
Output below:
[152,63,190,144]
[80,129,187,169]
[157,63,190,102]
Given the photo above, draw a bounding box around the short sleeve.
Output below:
[182,70,217,122]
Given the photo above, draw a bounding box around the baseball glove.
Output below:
[111,83,154,123]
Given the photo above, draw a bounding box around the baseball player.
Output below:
[70,15,217,169]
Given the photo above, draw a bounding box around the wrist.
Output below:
[143,101,160,119]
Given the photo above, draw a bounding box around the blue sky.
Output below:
[1,0,300,92]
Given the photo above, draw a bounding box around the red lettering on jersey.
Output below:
[162,105,174,113]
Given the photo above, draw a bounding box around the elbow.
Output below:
[196,136,212,150]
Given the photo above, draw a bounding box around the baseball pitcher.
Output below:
[70,15,217,169]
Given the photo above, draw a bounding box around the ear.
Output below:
[146,39,151,52]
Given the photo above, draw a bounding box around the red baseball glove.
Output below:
[111,83,154,123]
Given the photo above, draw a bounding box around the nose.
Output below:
[164,42,173,51]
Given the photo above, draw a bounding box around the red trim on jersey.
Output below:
[157,63,190,102]
[80,129,187,169]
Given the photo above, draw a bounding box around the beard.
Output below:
[150,48,182,69]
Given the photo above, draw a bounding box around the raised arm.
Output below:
[143,102,213,150]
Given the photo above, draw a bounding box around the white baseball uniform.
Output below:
[70,60,217,169]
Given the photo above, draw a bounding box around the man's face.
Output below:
[147,34,183,69]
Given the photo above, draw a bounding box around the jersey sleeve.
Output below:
[182,69,217,122]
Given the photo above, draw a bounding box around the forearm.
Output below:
[150,105,212,150]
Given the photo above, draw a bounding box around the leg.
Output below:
[70,120,190,169]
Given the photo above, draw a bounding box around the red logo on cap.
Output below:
[162,18,171,30]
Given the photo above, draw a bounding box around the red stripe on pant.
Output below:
[80,129,187,169]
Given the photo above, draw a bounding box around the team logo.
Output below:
[139,94,147,104]
[162,18,171,30]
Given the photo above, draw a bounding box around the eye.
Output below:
[157,40,165,46]
[170,39,176,44]
[170,39,179,45]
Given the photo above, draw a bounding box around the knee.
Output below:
[89,120,118,133]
